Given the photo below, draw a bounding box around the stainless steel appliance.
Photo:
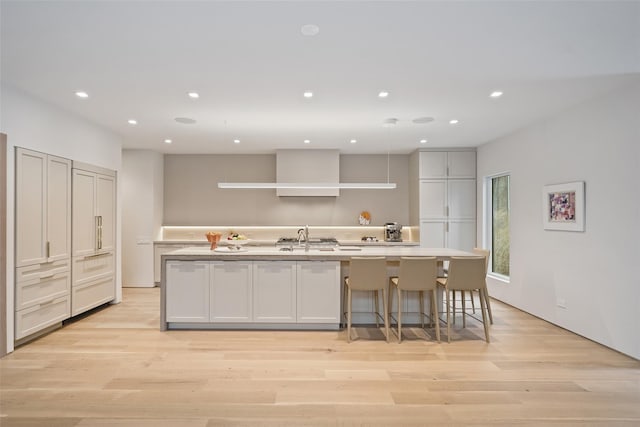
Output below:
[384,222,402,242]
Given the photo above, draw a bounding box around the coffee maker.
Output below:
[384,222,402,242]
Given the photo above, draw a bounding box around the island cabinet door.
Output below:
[296,261,341,324]
[210,261,253,322]
[165,261,210,323]
[253,261,297,323]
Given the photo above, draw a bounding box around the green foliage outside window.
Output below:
[492,175,510,276]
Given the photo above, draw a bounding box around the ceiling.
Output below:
[2,1,639,154]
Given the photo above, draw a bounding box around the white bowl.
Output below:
[224,238,251,248]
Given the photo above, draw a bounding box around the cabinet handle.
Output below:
[46,241,50,259]
[95,216,100,251]
[84,253,107,259]
[445,222,449,233]
[446,206,449,217]
[40,299,56,307]
[40,273,55,280]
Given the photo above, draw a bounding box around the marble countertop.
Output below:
[162,245,475,261]
[154,239,419,246]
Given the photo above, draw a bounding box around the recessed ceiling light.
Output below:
[378,91,389,98]
[175,117,197,124]
[233,139,240,144]
[75,91,89,98]
[301,24,320,36]
[303,91,313,98]
[128,119,137,125]
[303,139,310,144]
[490,91,503,98]
[164,139,172,144]
[449,119,459,125]
[188,92,200,99]
[350,139,357,144]
[420,139,428,144]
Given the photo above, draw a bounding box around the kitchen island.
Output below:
[160,246,476,331]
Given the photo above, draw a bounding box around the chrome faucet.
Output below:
[298,225,310,251]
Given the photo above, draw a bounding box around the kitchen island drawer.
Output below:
[72,252,114,286]
[71,276,114,316]
[16,271,70,311]
[15,295,70,340]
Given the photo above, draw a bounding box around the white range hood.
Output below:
[276,149,340,196]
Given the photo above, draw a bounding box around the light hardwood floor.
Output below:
[1,288,639,426]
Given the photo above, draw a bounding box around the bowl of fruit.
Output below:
[225,233,250,250]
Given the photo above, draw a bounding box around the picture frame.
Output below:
[542,181,585,231]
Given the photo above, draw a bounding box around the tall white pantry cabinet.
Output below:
[14,148,116,342]
[417,150,476,251]
[15,149,72,339]
[71,164,116,316]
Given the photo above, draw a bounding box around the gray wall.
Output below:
[477,80,640,359]
[164,154,409,226]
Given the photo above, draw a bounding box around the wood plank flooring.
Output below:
[1,287,639,426]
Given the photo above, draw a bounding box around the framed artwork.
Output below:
[542,181,585,231]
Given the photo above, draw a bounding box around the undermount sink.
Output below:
[276,237,338,248]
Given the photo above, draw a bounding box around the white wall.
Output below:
[1,84,123,353]
[477,81,640,359]
[122,150,163,287]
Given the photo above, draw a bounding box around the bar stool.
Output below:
[344,257,389,343]
[388,257,440,343]
[472,248,493,324]
[437,257,490,343]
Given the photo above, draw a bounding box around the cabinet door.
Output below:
[419,152,447,179]
[72,169,97,257]
[447,151,476,178]
[447,179,476,219]
[154,244,185,283]
[419,180,447,219]
[15,148,46,267]
[447,220,476,251]
[96,174,116,252]
[211,261,252,322]
[165,261,209,323]
[297,261,340,323]
[253,261,296,323]
[47,155,72,261]
[420,221,446,248]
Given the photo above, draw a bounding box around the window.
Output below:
[486,174,510,278]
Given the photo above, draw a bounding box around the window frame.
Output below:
[483,172,511,282]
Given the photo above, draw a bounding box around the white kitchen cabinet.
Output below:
[71,163,116,317]
[253,261,296,323]
[72,168,115,257]
[296,261,341,323]
[15,295,70,340]
[419,151,475,179]
[210,261,253,322]
[15,148,71,267]
[154,244,186,283]
[419,180,447,219]
[420,220,476,252]
[417,150,476,251]
[15,148,72,341]
[165,261,210,323]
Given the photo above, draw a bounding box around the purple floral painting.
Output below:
[543,182,585,232]
[549,191,576,222]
